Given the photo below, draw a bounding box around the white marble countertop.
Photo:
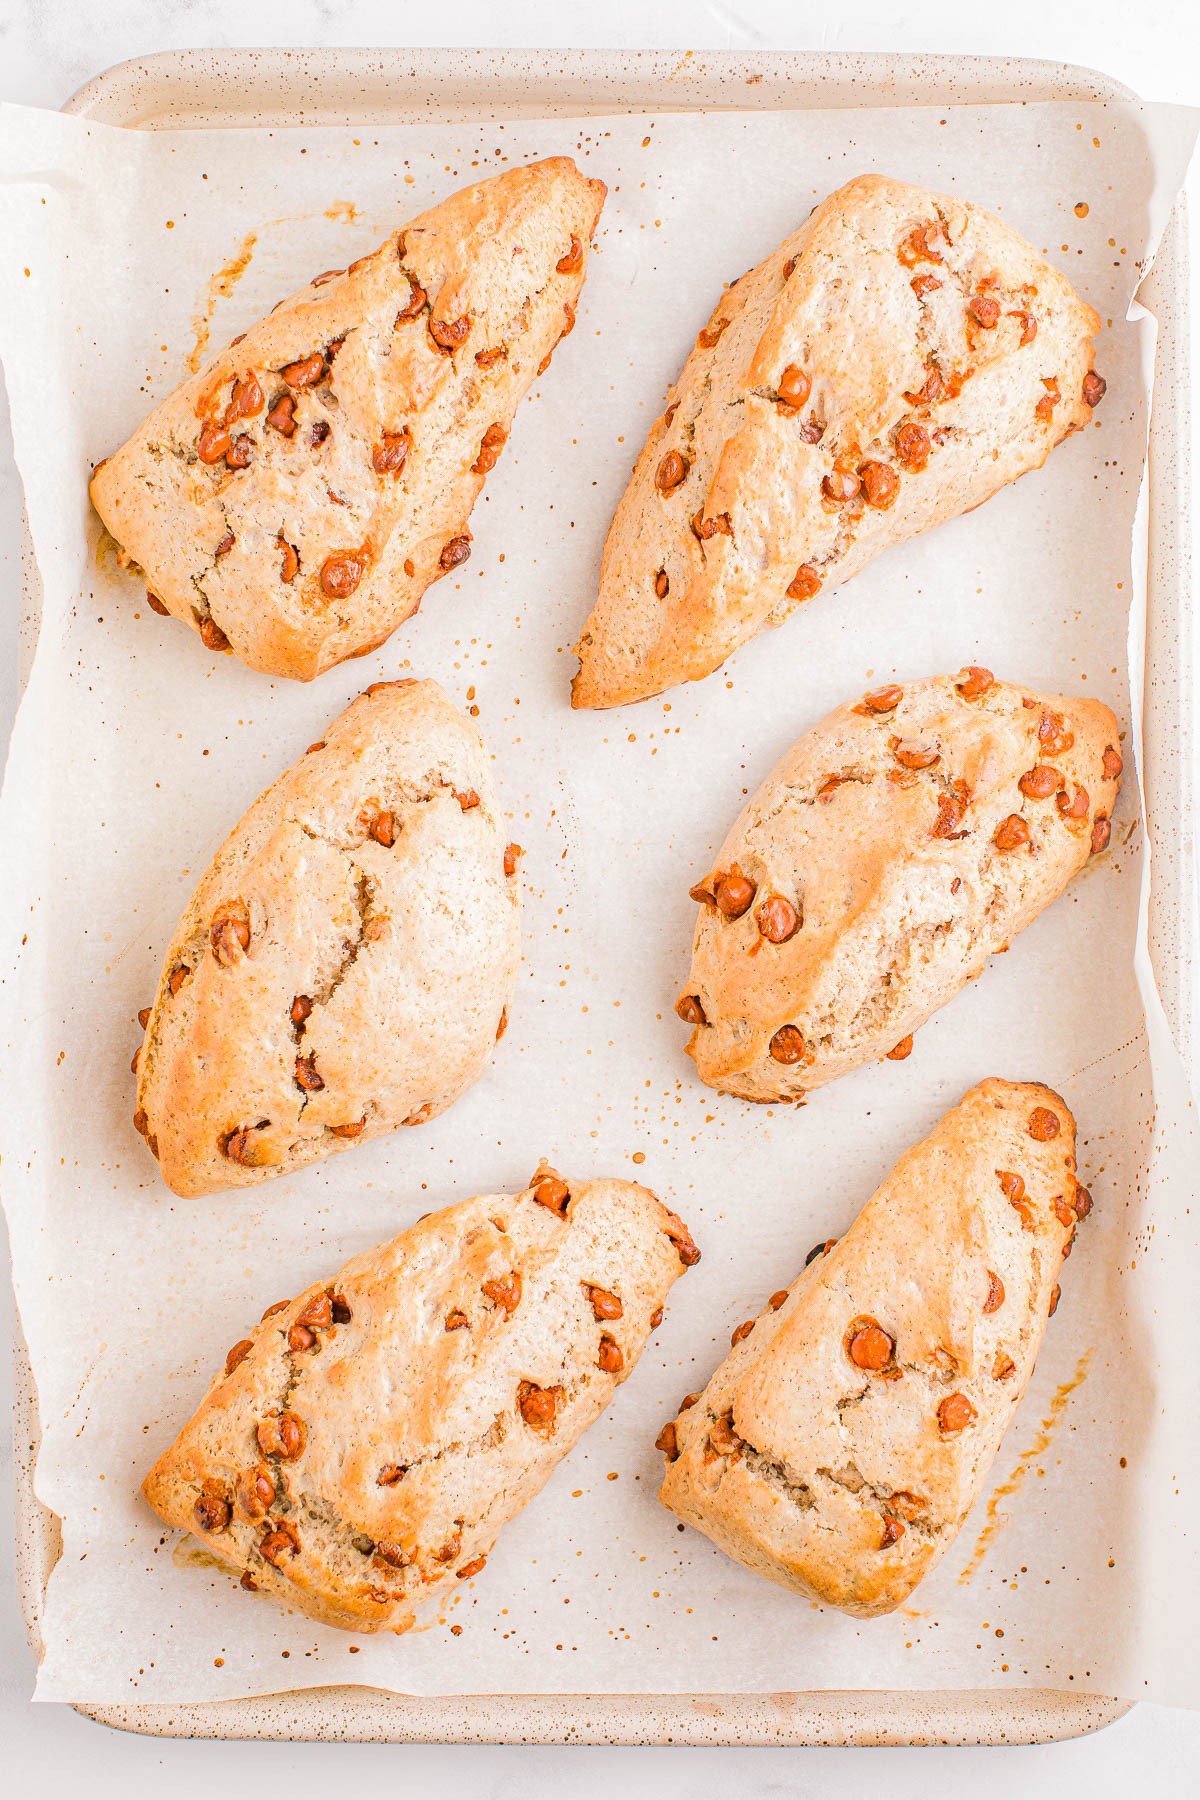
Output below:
[1,2,1197,1792]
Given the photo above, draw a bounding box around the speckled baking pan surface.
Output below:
[2,48,1198,1743]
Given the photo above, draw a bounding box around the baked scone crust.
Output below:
[133,678,520,1196]
[143,1172,699,1632]
[92,157,606,680]
[573,174,1103,708]
[676,671,1122,1100]
[657,1080,1085,1616]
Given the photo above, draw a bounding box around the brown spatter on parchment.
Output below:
[185,228,259,372]
[325,199,359,223]
[957,1347,1092,1586]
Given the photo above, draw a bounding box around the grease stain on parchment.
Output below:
[94,525,127,570]
[186,228,259,373]
[184,202,364,374]
[958,1346,1092,1586]
[173,1533,235,1572]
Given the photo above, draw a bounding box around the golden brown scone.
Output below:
[657,1079,1086,1616]
[92,158,606,680]
[676,670,1122,1101]
[132,679,520,1196]
[573,174,1104,708]
[143,1169,699,1632]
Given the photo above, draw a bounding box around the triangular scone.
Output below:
[573,174,1103,708]
[92,157,606,680]
[675,671,1121,1100]
[143,1170,699,1632]
[657,1079,1086,1616]
[132,679,520,1196]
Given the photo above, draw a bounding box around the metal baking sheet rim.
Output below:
[12,41,1191,1745]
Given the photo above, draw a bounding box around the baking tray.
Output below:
[9,43,1193,1745]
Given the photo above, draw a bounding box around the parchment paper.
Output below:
[0,95,1198,1708]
